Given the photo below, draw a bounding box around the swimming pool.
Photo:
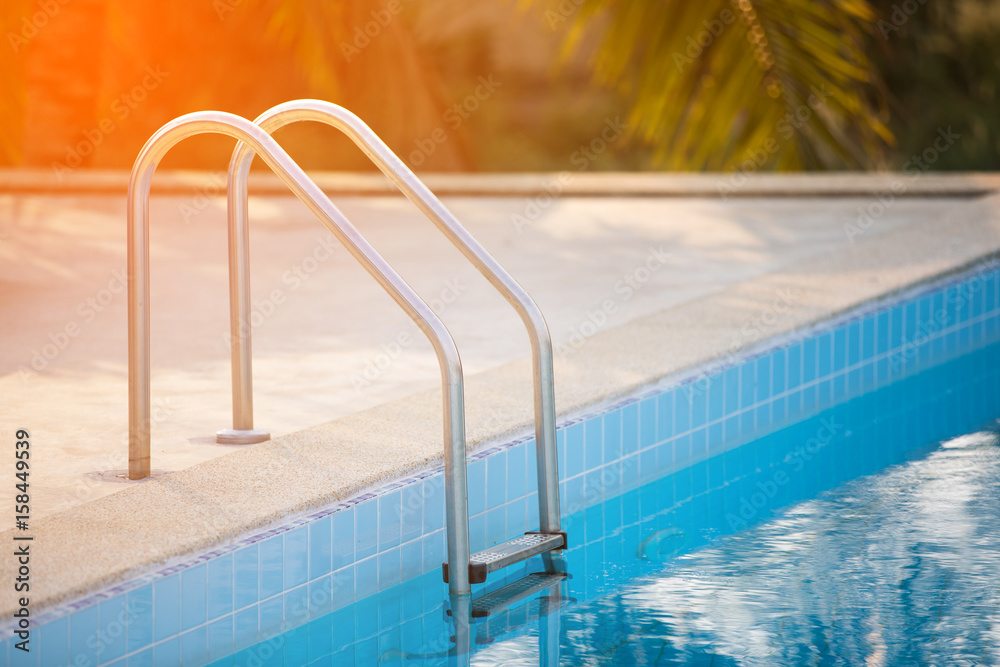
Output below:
[6,261,999,666]
[230,339,1000,665]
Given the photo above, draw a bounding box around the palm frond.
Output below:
[556,0,893,169]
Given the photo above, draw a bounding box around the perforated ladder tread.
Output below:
[442,532,565,584]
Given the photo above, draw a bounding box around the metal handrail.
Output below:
[225,99,562,537]
[127,111,475,594]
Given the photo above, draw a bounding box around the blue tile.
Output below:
[674,390,691,433]
[656,391,674,441]
[708,374,724,422]
[355,499,378,560]
[181,563,207,631]
[639,398,657,449]
[622,403,639,455]
[739,361,756,407]
[400,538,423,582]
[469,513,486,553]
[153,574,180,642]
[708,422,724,456]
[786,344,802,390]
[862,316,876,360]
[802,338,817,383]
[486,452,507,510]
[308,574,333,617]
[234,544,259,609]
[98,597,130,662]
[507,444,527,500]
[153,636,180,667]
[355,556,378,601]
[421,477,445,535]
[467,459,487,516]
[180,627,207,667]
[309,516,333,580]
[422,532,444,574]
[398,481,424,548]
[259,595,284,638]
[755,355,772,402]
[331,565,356,611]
[207,554,234,621]
[377,490,402,551]
[818,333,832,377]
[724,415,740,443]
[904,302,917,343]
[565,423,585,477]
[259,536,283,600]
[127,584,154,654]
[234,607,258,651]
[39,616,68,667]
[847,321,861,366]
[890,304,904,348]
[208,616,234,662]
[308,617,334,662]
[284,584,309,627]
[508,496,528,537]
[555,432,565,487]
[690,428,707,459]
[486,506,507,547]
[876,311,890,354]
[771,349,786,395]
[604,410,622,463]
[565,474,585,514]
[285,527,309,590]
[724,366,740,414]
[584,419,603,471]
[129,647,154,667]
[378,548,401,589]
[689,385,707,429]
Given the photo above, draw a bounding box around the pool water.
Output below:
[230,341,1000,666]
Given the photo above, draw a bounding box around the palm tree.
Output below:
[550,0,893,169]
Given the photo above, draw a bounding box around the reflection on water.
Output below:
[593,428,1000,666]
[231,342,999,666]
[476,342,1000,666]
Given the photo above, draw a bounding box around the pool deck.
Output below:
[1,172,999,619]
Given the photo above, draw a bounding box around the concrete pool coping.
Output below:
[1,182,999,620]
[2,168,1000,197]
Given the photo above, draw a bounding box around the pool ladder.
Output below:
[126,100,566,597]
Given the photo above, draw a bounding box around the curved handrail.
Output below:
[226,100,561,535]
[127,111,474,594]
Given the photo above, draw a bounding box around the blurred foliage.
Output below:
[553,0,894,170]
[0,0,996,172]
[870,0,1000,170]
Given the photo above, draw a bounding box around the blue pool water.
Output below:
[225,340,1000,665]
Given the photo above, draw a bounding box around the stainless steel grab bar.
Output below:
[126,111,474,594]
[224,99,562,538]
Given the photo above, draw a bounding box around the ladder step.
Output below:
[442,531,566,584]
[470,572,567,618]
